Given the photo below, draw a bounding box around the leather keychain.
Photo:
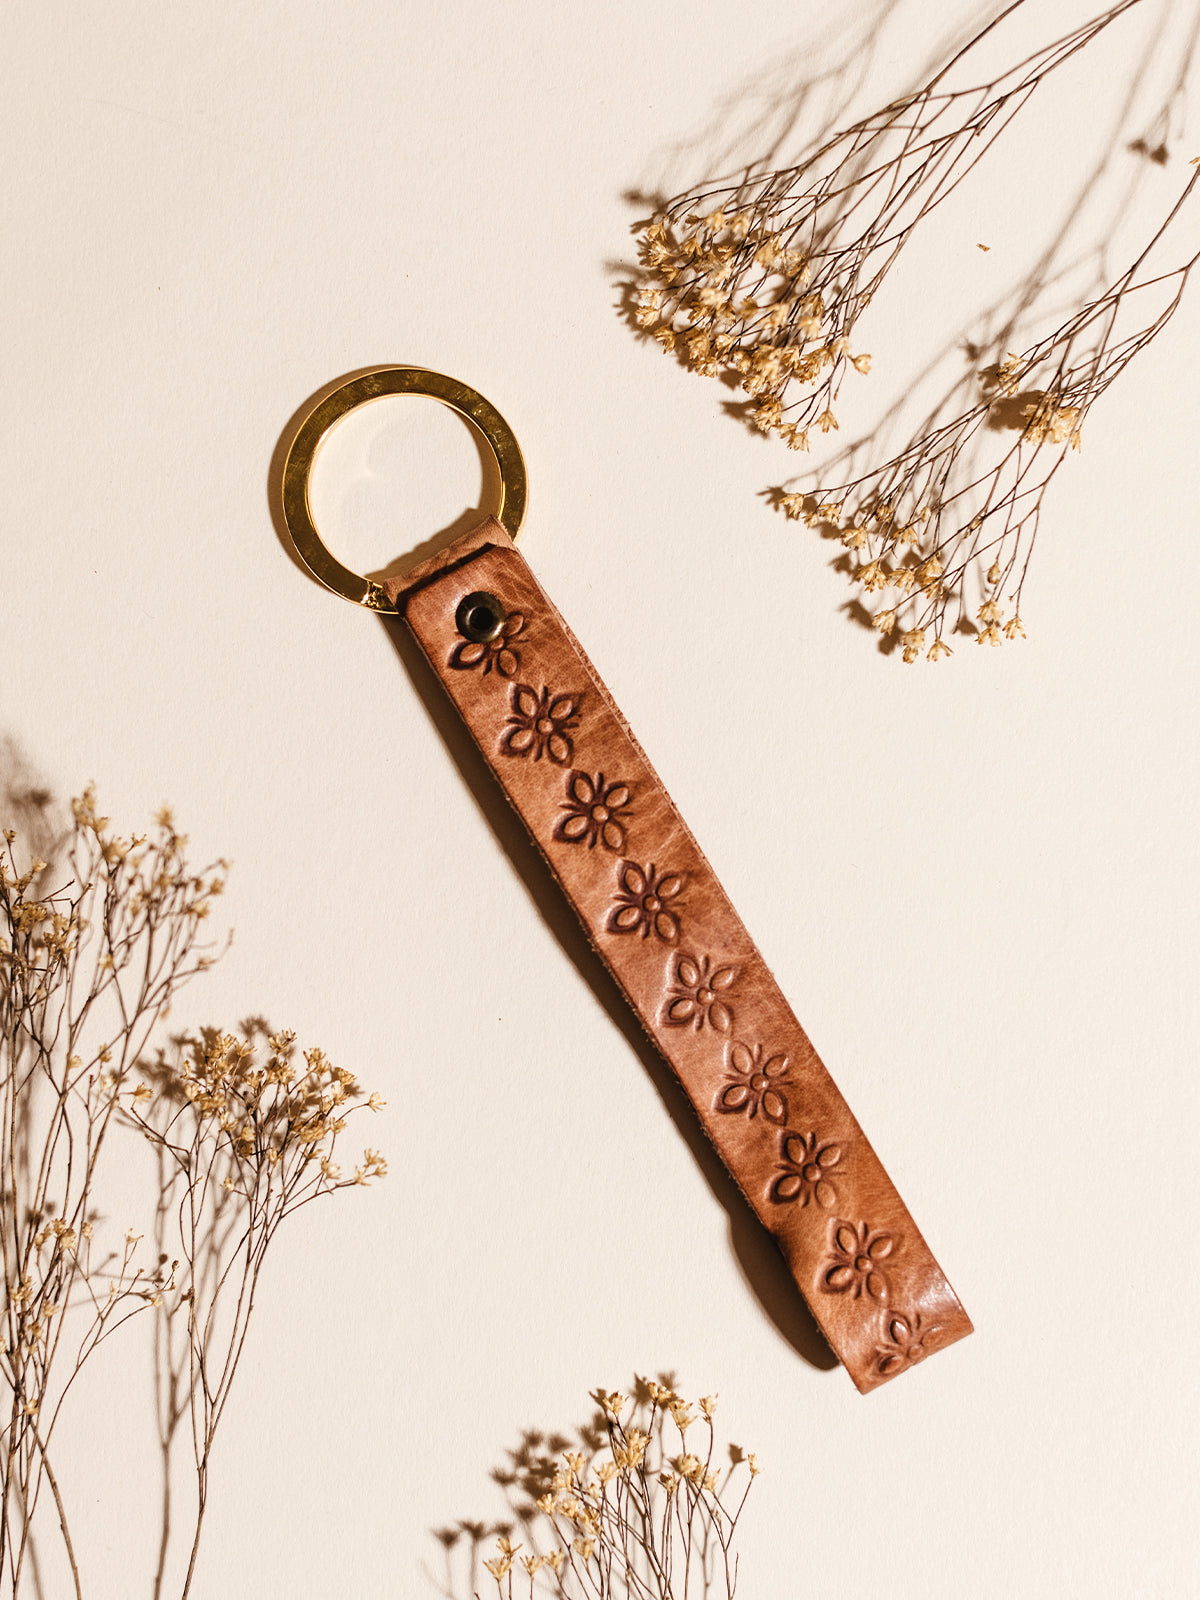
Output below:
[280,366,972,1393]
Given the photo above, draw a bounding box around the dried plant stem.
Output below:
[26,1427,79,1600]
[634,2,1145,443]
[458,1378,758,1600]
[786,166,1199,656]
[2,792,385,1598]
[629,0,1199,654]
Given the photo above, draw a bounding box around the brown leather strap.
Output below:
[388,519,971,1392]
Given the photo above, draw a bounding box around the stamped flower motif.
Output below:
[874,1311,943,1377]
[554,771,633,852]
[717,1040,789,1124]
[821,1220,896,1302]
[607,862,686,944]
[449,610,526,677]
[770,1129,843,1207]
[663,954,737,1033]
[501,685,583,765]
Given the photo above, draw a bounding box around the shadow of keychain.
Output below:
[279,365,972,1393]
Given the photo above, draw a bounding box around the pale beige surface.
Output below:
[2,1,1198,1596]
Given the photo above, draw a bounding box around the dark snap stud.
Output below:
[455,590,507,643]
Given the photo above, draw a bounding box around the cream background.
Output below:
[2,1,1198,1596]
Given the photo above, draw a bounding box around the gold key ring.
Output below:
[280,366,528,612]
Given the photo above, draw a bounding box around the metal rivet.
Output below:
[455,590,507,643]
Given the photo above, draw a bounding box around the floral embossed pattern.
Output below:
[501,685,583,765]
[821,1220,896,1302]
[398,543,974,1390]
[554,771,633,852]
[717,1040,789,1124]
[663,954,737,1033]
[875,1312,942,1376]
[607,861,686,944]
[449,610,526,677]
[771,1129,842,1207]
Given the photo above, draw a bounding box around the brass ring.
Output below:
[280,366,528,612]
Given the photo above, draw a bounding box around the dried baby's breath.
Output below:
[1,788,383,1597]
[629,0,1199,654]
[444,1375,758,1600]
[633,5,1141,446]
[786,180,1199,653]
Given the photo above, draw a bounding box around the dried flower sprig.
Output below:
[632,1,1143,451]
[132,1024,386,1598]
[444,1375,758,1600]
[780,169,1200,657]
[628,0,1200,654]
[1,789,225,1597]
[1,788,383,1599]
